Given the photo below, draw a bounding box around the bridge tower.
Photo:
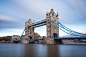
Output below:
[25,18,34,43]
[43,8,59,44]
[46,8,59,38]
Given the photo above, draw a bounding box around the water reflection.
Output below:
[24,44,48,57]
[0,44,25,57]
[0,44,86,57]
[59,45,86,57]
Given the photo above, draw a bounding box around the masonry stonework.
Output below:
[42,8,59,44]
[46,8,59,38]
[25,19,34,44]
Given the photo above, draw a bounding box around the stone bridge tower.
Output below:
[43,8,59,44]
[46,8,59,38]
[25,18,34,43]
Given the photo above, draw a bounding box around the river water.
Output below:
[0,44,86,57]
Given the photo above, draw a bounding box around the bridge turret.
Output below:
[44,8,59,44]
[28,18,32,25]
[56,12,59,17]
[56,12,59,24]
[46,8,59,38]
[25,18,34,44]
[46,12,49,18]
[50,8,54,16]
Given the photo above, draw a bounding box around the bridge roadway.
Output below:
[12,37,86,43]
[28,37,86,43]
[29,37,86,42]
[28,19,46,28]
[54,37,86,40]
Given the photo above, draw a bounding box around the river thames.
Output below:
[0,44,86,57]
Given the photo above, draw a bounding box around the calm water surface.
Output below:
[0,44,86,57]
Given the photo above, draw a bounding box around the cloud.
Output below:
[0,0,86,36]
[0,14,15,21]
[0,14,25,29]
[67,0,86,14]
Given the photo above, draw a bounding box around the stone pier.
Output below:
[44,8,59,44]
[42,38,54,44]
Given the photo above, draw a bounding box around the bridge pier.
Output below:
[54,39,63,44]
[42,38,63,44]
[25,18,34,44]
[45,8,59,44]
[42,38,54,44]
[21,40,29,44]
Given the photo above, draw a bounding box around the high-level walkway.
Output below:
[28,19,46,28]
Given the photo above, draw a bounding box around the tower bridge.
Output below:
[12,8,86,44]
[25,8,59,44]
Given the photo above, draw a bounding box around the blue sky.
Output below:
[0,0,86,37]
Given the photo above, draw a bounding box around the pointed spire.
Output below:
[57,12,59,16]
[28,18,31,22]
[51,8,53,10]
[51,8,54,12]
[29,18,31,20]
[56,12,59,17]
[28,18,32,24]
[50,8,54,16]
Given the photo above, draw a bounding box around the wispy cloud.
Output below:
[0,14,15,21]
[0,0,86,36]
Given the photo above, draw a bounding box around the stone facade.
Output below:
[46,8,59,38]
[42,8,59,44]
[42,38,54,44]
[25,19,34,42]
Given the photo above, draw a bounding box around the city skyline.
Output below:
[0,0,86,37]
